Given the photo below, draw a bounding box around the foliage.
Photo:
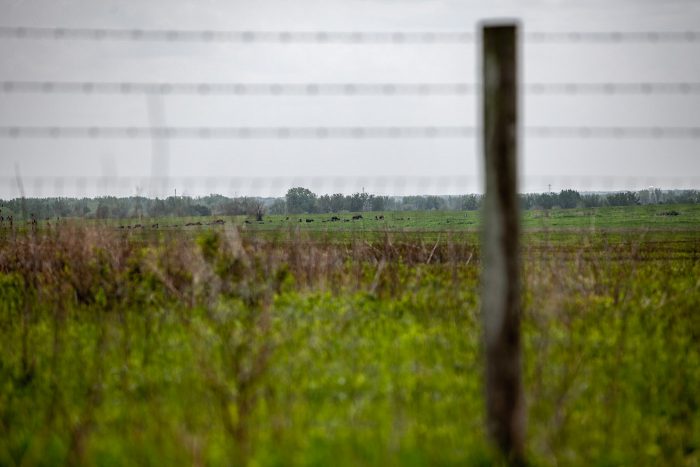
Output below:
[0,220,698,466]
[3,189,700,221]
[285,187,318,214]
[607,191,640,207]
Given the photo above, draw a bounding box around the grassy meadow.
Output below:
[95,203,700,232]
[0,205,699,465]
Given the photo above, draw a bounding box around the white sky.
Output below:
[1,0,699,197]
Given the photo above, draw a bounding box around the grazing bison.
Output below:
[352,215,363,220]
[330,216,340,222]
[306,219,314,223]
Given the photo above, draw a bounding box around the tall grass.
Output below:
[0,223,698,465]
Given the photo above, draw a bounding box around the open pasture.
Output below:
[0,209,698,465]
[95,204,700,233]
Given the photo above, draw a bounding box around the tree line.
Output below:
[1,188,698,220]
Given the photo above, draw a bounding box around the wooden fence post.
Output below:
[481,23,525,463]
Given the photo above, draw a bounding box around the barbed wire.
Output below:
[524,31,700,43]
[0,126,475,139]
[524,82,700,95]
[1,126,700,139]
[0,81,474,96]
[3,80,700,96]
[0,27,474,44]
[525,126,700,139]
[1,26,699,44]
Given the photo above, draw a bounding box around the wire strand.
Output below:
[0,27,474,43]
[0,126,476,139]
[2,26,699,44]
[0,81,475,96]
[3,80,700,96]
[1,126,700,139]
[525,126,700,139]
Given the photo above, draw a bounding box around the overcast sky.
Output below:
[1,0,699,198]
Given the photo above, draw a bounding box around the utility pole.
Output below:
[481,22,525,464]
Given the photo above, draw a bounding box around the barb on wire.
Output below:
[4,80,700,96]
[0,126,475,139]
[2,26,699,44]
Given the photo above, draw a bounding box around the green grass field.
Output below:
[101,203,700,230]
[0,206,699,465]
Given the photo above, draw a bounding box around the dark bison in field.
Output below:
[352,215,363,220]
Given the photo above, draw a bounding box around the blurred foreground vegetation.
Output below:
[0,220,699,465]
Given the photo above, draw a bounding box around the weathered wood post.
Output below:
[481,23,525,463]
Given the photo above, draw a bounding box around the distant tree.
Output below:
[253,201,265,221]
[191,204,212,216]
[606,191,639,207]
[424,196,446,211]
[558,189,581,209]
[370,195,387,211]
[269,199,286,215]
[149,198,167,217]
[73,200,90,217]
[53,198,71,217]
[95,201,110,219]
[286,187,317,214]
[348,192,370,212]
[330,193,346,212]
[667,189,700,204]
[460,194,482,211]
[317,194,332,213]
[535,193,557,210]
[581,194,604,208]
